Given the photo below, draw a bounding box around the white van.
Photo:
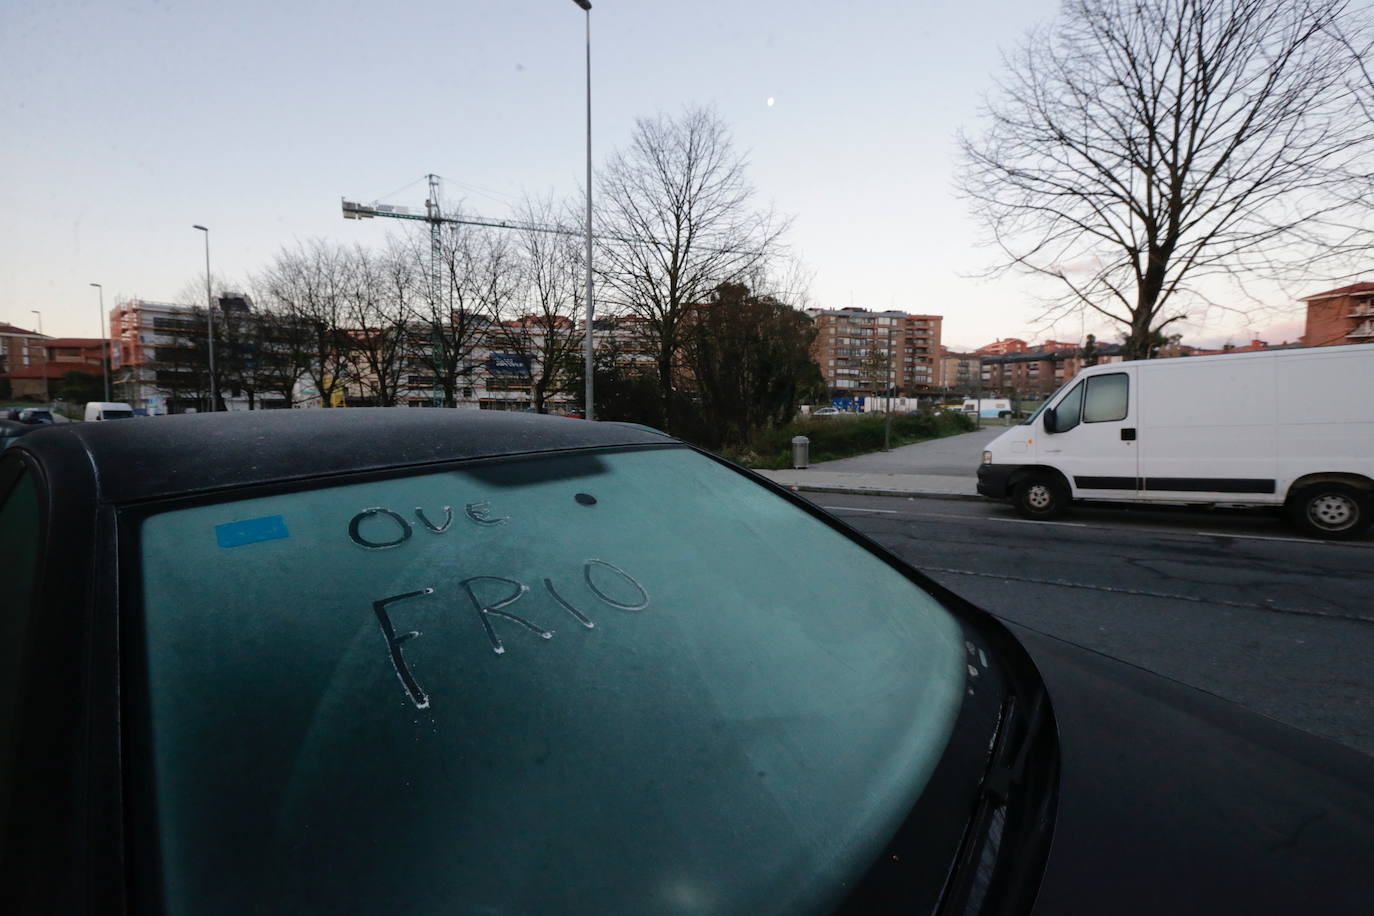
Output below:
[963,398,1013,419]
[976,344,1374,539]
[84,402,136,422]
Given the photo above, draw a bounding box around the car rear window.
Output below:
[135,445,966,915]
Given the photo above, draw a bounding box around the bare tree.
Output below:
[259,240,355,407]
[961,0,1374,359]
[402,224,511,408]
[489,196,585,413]
[597,105,789,428]
[343,242,415,406]
[250,304,315,407]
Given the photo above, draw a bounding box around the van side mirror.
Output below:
[1043,407,1058,434]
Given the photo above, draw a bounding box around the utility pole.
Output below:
[90,283,112,401]
[574,0,595,420]
[883,321,895,451]
[30,310,48,405]
[192,225,218,411]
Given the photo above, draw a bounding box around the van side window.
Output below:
[1083,373,1129,423]
[1051,382,1084,433]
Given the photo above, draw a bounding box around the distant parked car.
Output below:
[84,401,136,421]
[811,406,842,417]
[16,408,54,425]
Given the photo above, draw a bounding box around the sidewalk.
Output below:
[753,424,1010,500]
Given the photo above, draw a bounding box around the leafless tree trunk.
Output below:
[258,240,355,407]
[343,242,414,406]
[960,0,1374,359]
[490,196,585,413]
[597,105,789,429]
[403,224,508,408]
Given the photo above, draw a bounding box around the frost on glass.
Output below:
[139,447,966,915]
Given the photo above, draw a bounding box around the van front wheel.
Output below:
[1288,484,1373,540]
[1014,474,1068,521]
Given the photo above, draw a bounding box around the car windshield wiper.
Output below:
[940,688,1057,914]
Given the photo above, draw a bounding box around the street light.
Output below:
[572,0,594,420]
[89,283,112,401]
[30,309,48,405]
[192,225,218,411]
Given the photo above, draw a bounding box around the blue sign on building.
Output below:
[485,353,530,375]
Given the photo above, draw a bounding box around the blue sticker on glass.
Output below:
[215,515,290,548]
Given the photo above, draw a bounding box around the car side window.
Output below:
[0,469,41,827]
[1050,381,1084,433]
[1083,373,1129,422]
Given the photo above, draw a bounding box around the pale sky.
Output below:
[2,0,1317,349]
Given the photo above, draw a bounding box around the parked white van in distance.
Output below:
[84,402,136,422]
[963,398,1013,420]
[976,344,1374,539]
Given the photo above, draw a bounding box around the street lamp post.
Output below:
[89,283,112,401]
[883,322,895,451]
[30,310,48,405]
[572,0,594,420]
[192,225,218,411]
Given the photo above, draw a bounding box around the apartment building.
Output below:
[980,340,1124,396]
[0,327,107,400]
[807,307,943,394]
[110,298,302,413]
[939,349,981,390]
[1,322,46,374]
[111,299,210,413]
[1301,282,1374,347]
[976,338,1029,357]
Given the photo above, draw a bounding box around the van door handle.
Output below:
[1121,428,1137,441]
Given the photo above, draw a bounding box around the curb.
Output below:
[775,484,985,501]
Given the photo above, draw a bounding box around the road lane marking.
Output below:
[1193,531,1372,547]
[917,565,1374,625]
[818,501,1374,546]
[997,518,1088,527]
[821,506,900,514]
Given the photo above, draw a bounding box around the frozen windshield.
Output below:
[137,445,968,915]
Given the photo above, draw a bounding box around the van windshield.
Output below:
[135,445,970,915]
[1022,385,1066,425]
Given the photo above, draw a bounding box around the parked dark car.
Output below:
[2,410,1371,914]
[15,407,55,425]
[0,419,44,451]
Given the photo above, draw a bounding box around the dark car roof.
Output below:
[9,409,671,504]
[0,418,43,437]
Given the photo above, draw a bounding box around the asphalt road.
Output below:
[807,493,1374,757]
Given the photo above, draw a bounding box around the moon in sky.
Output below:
[766,97,775,107]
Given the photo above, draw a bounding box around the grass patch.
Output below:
[727,411,977,469]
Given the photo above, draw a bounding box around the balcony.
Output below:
[1346,320,1374,339]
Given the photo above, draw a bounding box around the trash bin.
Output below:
[791,435,810,469]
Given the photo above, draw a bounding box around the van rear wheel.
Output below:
[1287,484,1373,540]
[1014,474,1068,521]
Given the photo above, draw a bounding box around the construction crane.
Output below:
[343,174,576,238]
[341,175,581,407]
[341,174,756,407]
